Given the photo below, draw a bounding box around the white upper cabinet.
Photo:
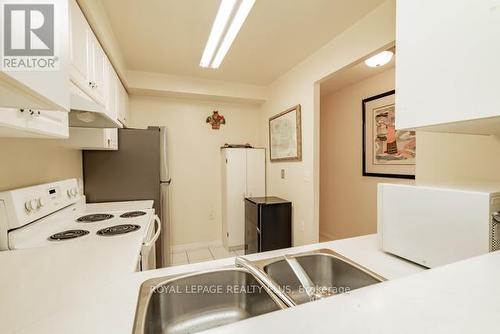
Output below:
[64,127,118,150]
[117,79,129,126]
[0,0,70,112]
[69,0,105,106]
[87,35,107,104]
[106,61,118,120]
[396,0,500,134]
[69,0,89,91]
[0,108,68,138]
[69,0,123,127]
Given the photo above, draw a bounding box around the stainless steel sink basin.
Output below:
[133,268,287,334]
[133,249,385,332]
[253,249,385,305]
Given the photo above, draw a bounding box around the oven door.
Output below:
[140,215,161,271]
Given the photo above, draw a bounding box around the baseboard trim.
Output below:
[319,231,335,241]
[171,239,223,252]
[227,245,244,252]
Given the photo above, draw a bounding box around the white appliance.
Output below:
[378,183,500,268]
[82,127,171,267]
[0,179,160,271]
[221,148,266,250]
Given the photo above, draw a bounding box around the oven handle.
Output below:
[143,215,161,248]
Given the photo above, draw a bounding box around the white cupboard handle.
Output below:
[144,215,161,248]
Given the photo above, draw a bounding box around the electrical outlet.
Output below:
[208,210,215,221]
[281,169,285,179]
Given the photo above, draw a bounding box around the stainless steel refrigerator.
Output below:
[82,127,171,267]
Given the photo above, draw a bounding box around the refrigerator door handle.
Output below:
[144,215,161,248]
[160,127,169,182]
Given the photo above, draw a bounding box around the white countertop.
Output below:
[207,250,500,334]
[1,234,424,334]
[4,234,498,334]
[0,236,145,333]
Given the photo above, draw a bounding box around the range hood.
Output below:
[69,89,121,128]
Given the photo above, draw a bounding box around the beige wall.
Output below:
[0,138,82,191]
[0,0,396,249]
[129,96,261,247]
[258,0,396,246]
[320,68,396,240]
[416,132,500,187]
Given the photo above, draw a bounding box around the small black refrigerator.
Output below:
[244,197,292,254]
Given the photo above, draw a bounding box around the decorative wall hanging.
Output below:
[362,90,416,179]
[269,104,302,162]
[206,110,226,129]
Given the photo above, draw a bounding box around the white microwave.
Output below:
[378,183,500,268]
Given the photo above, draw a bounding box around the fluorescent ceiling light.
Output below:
[199,0,237,68]
[364,51,394,68]
[210,0,256,69]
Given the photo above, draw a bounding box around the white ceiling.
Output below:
[320,54,395,96]
[99,0,387,85]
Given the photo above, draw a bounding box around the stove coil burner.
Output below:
[48,230,90,241]
[96,224,141,237]
[77,213,114,223]
[120,211,147,218]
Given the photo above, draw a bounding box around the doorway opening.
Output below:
[318,48,396,242]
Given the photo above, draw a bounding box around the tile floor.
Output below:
[172,246,245,266]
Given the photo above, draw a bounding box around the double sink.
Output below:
[133,249,385,334]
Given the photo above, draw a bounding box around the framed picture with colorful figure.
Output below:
[362,90,415,179]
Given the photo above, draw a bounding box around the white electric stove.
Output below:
[0,179,160,271]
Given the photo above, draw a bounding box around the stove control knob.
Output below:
[29,199,38,211]
[71,188,78,197]
[38,197,46,208]
[67,189,72,198]
[25,200,32,213]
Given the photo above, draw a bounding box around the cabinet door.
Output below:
[2,0,69,111]
[246,149,265,197]
[260,203,292,252]
[0,109,28,132]
[91,39,106,103]
[25,110,69,138]
[396,0,500,132]
[105,128,118,150]
[69,0,90,90]
[66,128,117,150]
[225,149,247,248]
[86,35,106,105]
[0,108,68,138]
[69,0,106,106]
[106,63,118,120]
[117,80,129,126]
[221,151,228,247]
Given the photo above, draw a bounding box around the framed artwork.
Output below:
[269,104,302,162]
[362,90,415,179]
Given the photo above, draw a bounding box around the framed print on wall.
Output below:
[362,90,416,179]
[269,104,302,162]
